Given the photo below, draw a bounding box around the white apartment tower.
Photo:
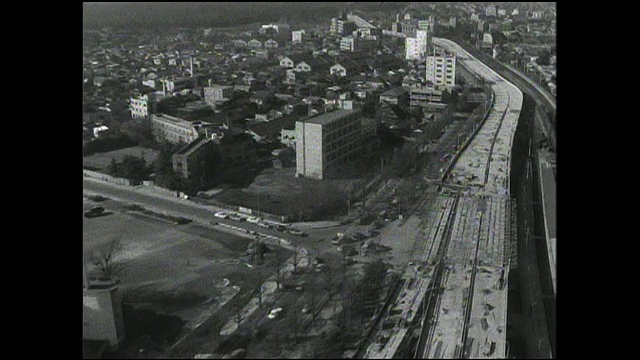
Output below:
[406,29,428,61]
[426,48,456,89]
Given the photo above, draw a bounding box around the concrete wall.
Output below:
[83,282,125,348]
[83,170,131,186]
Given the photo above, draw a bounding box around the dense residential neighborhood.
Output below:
[84,3,556,359]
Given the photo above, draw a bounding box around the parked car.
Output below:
[275,225,289,232]
[302,305,310,314]
[288,228,303,236]
[268,307,283,319]
[247,216,260,224]
[229,214,246,222]
[214,211,229,219]
[258,221,272,229]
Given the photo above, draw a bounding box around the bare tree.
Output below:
[292,239,299,275]
[90,239,126,280]
[274,248,283,290]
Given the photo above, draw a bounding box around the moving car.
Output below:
[246,216,260,224]
[268,307,283,319]
[288,228,307,236]
[214,211,229,219]
[229,214,246,222]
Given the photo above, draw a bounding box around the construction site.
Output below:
[84,33,554,358]
[361,37,525,359]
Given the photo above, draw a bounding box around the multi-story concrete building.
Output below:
[172,138,215,180]
[340,37,356,52]
[129,93,157,119]
[406,30,428,61]
[151,113,200,144]
[426,51,456,89]
[296,108,362,179]
[401,21,417,37]
[83,279,125,350]
[204,85,234,107]
[486,5,497,17]
[331,18,357,37]
[292,30,304,44]
[409,86,444,108]
[449,17,457,28]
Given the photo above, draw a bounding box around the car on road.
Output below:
[258,221,272,229]
[302,305,310,314]
[246,216,260,224]
[214,211,229,219]
[222,348,246,359]
[84,206,105,218]
[90,195,108,202]
[175,217,192,225]
[288,228,307,236]
[275,225,289,232]
[268,307,283,319]
[229,214,246,222]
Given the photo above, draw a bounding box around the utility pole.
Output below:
[83,249,90,290]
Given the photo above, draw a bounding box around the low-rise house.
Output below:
[380,86,409,105]
[234,39,248,48]
[247,114,300,144]
[250,90,276,109]
[330,61,362,78]
[279,55,295,68]
[248,38,263,49]
[264,39,279,49]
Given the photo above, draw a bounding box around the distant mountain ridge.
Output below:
[83,2,348,29]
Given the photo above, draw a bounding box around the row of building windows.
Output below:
[324,125,359,141]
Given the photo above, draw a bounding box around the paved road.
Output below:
[84,177,372,260]
[509,157,553,359]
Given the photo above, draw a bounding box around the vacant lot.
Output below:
[83,146,159,171]
[83,203,281,353]
[213,168,362,220]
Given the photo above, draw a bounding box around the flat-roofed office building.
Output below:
[151,113,200,144]
[296,108,362,179]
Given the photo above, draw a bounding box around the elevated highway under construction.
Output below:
[361,37,548,359]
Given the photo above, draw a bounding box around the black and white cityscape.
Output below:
[83,2,556,359]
